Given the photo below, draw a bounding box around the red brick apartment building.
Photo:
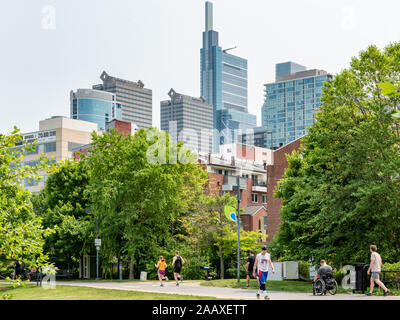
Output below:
[266,138,302,241]
[200,137,302,241]
[199,154,268,235]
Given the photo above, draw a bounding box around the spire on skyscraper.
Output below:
[205,1,213,31]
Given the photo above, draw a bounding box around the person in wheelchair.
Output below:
[312,260,337,295]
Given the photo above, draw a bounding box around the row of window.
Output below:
[252,193,267,204]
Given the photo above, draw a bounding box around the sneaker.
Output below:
[245,285,249,288]
[384,290,390,297]
[256,293,260,299]
[366,293,372,296]
[264,295,270,300]
[176,282,180,286]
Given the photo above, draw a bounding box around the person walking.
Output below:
[14,260,22,280]
[172,251,185,286]
[366,245,390,296]
[155,256,167,287]
[253,246,275,299]
[245,251,256,288]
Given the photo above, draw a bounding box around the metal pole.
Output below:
[96,219,99,281]
[96,248,99,281]
[237,175,241,283]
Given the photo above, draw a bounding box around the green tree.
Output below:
[0,127,53,270]
[33,159,93,271]
[274,43,400,266]
[178,193,266,279]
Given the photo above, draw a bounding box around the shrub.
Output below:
[299,261,310,280]
[333,269,346,284]
[382,262,400,290]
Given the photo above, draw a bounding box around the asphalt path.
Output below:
[54,281,400,300]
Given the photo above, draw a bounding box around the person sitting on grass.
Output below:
[155,256,167,287]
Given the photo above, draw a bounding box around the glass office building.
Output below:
[200,1,256,151]
[70,89,122,131]
[93,71,153,129]
[160,89,214,154]
[261,63,332,149]
[275,62,307,81]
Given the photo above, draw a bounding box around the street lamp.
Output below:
[236,175,241,283]
[95,219,101,281]
[87,207,101,281]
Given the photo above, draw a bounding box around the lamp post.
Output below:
[236,175,241,283]
[95,219,101,281]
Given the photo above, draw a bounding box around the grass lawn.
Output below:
[0,284,220,300]
[200,279,352,294]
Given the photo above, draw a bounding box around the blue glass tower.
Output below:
[201,1,256,152]
[70,89,122,131]
[275,62,307,81]
[262,64,332,149]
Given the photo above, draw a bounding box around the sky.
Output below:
[1,0,400,134]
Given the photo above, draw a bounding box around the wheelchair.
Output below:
[313,273,338,296]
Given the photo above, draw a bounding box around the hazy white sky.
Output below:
[1,0,400,134]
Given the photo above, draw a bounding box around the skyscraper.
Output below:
[70,89,121,131]
[200,1,256,151]
[93,71,152,129]
[275,62,307,81]
[160,89,214,154]
[262,63,332,149]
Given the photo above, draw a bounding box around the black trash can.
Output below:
[200,266,212,281]
[353,263,369,294]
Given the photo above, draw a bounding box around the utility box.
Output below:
[284,261,299,280]
[267,262,284,281]
[140,271,147,281]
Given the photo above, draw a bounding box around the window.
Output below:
[252,193,258,203]
[44,142,56,153]
[262,195,267,204]
[68,142,84,152]
[263,216,268,230]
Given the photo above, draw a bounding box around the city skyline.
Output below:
[2,0,400,134]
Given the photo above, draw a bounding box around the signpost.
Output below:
[95,238,101,280]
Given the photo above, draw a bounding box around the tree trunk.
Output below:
[220,249,224,279]
[129,260,134,279]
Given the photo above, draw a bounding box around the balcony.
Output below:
[252,180,267,193]
[222,175,247,191]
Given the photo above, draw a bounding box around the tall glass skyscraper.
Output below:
[261,63,332,149]
[70,89,122,131]
[200,1,256,151]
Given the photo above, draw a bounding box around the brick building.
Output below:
[266,137,302,242]
[199,154,270,235]
[73,119,134,160]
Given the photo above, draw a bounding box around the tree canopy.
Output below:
[86,128,208,278]
[0,127,53,268]
[273,44,400,266]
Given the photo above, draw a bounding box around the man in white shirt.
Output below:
[252,246,275,300]
[366,244,390,296]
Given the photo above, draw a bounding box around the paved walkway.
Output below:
[54,281,400,300]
